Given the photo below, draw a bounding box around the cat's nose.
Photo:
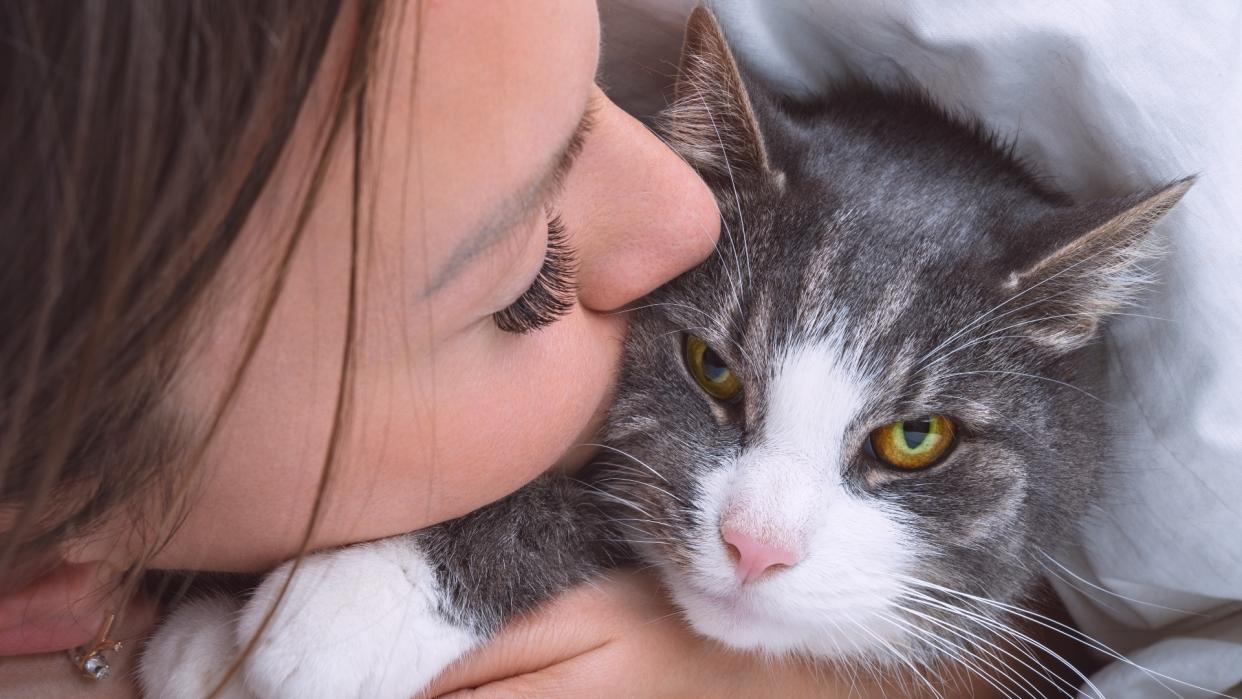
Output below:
[721,526,803,584]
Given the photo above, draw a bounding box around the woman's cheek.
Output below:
[427,308,626,509]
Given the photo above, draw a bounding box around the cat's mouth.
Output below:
[689,581,750,612]
[672,571,784,627]
[671,574,907,659]
[671,575,829,654]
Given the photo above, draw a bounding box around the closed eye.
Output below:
[492,213,578,333]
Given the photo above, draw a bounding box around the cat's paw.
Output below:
[139,594,256,699]
[238,536,478,699]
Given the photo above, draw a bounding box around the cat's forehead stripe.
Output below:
[773,212,919,351]
[763,337,867,467]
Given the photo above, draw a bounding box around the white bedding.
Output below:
[602,2,1242,696]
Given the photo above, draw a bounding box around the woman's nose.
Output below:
[563,93,721,312]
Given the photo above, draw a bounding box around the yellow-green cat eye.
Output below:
[684,335,742,402]
[868,415,957,470]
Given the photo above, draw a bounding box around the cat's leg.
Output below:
[419,472,619,632]
[229,473,610,699]
[139,594,256,699]
[238,535,477,699]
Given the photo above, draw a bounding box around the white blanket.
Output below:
[601,2,1242,696]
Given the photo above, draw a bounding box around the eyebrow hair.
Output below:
[424,96,598,297]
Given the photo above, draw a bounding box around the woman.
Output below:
[0,2,1011,696]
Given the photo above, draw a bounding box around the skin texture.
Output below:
[131,0,721,573]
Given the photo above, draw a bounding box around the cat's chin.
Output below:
[664,575,903,661]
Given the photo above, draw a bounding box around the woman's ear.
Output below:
[1004,177,1193,351]
[658,6,772,186]
[0,558,123,654]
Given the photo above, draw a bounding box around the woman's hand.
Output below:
[427,571,993,698]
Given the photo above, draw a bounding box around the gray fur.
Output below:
[421,4,1190,672]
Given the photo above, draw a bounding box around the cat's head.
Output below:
[603,7,1191,662]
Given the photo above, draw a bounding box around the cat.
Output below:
[141,7,1190,698]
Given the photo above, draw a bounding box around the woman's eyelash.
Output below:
[493,214,578,334]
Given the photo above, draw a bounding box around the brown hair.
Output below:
[0,0,386,592]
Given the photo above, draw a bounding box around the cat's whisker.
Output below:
[919,335,1024,374]
[704,203,748,299]
[953,308,1171,357]
[592,462,680,493]
[608,516,675,530]
[897,588,1106,699]
[937,369,1108,405]
[898,576,1231,699]
[922,308,1170,374]
[915,229,1151,369]
[894,603,1048,699]
[839,622,898,696]
[1032,564,1136,620]
[592,537,668,547]
[581,483,657,519]
[604,513,674,533]
[606,300,726,334]
[871,613,975,692]
[936,393,1041,444]
[653,102,749,303]
[1035,551,1208,618]
[1097,309,1174,323]
[921,225,1169,371]
[686,87,748,297]
[655,325,764,374]
[648,123,747,303]
[824,610,914,690]
[838,610,946,699]
[912,288,1074,377]
[876,609,1031,699]
[884,604,1026,691]
[636,609,686,629]
[606,520,647,535]
[700,93,755,286]
[717,215,747,310]
[795,654,842,697]
[889,599,1069,699]
[920,322,1047,370]
[582,443,671,485]
[798,615,861,692]
[593,474,689,506]
[941,600,1165,699]
[915,283,1068,370]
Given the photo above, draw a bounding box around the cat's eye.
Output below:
[684,335,742,402]
[867,415,957,470]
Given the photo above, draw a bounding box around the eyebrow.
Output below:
[424,96,598,297]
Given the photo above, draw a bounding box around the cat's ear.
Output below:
[659,6,772,184]
[1005,178,1193,351]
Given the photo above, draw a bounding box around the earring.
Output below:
[68,612,123,680]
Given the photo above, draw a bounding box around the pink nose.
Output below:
[721,526,803,584]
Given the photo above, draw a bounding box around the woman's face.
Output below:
[118,1,719,571]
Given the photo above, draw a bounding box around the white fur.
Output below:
[671,339,920,659]
[139,595,256,699]
[238,536,478,698]
[142,536,477,699]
